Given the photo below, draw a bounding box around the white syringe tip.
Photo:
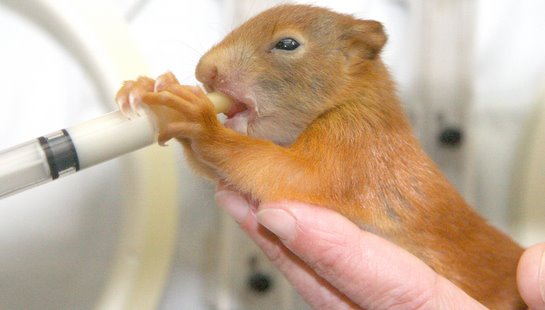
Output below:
[207,92,233,114]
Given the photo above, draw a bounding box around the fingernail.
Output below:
[256,209,296,241]
[538,249,545,302]
[128,93,140,117]
[215,190,249,223]
[154,80,165,92]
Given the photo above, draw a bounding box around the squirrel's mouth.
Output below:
[206,85,257,134]
[204,84,253,117]
[224,99,249,119]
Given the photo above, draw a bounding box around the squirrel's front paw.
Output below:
[115,76,155,117]
[116,72,182,117]
[116,72,220,146]
[142,80,219,145]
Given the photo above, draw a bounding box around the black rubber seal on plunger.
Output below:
[38,129,80,180]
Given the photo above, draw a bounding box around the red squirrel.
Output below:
[116,5,525,309]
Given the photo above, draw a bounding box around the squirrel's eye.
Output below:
[274,38,300,51]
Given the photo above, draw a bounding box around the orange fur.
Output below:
[117,5,525,309]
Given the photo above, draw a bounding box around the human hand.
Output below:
[215,187,544,309]
[518,242,545,308]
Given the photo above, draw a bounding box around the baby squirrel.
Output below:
[117,4,525,309]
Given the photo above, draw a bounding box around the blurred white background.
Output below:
[0,0,544,309]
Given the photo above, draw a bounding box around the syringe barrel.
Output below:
[0,91,232,199]
[0,111,156,199]
[0,139,55,197]
[67,110,156,169]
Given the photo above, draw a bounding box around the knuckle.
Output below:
[137,75,154,83]
[260,241,285,267]
[165,84,180,93]
[385,287,434,310]
[119,81,134,93]
[309,232,364,280]
[156,91,176,103]
[161,71,176,81]
[136,76,154,89]
[156,74,177,90]
[313,245,347,276]
[408,277,437,310]
[311,296,352,310]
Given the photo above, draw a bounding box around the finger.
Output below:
[164,84,201,103]
[517,243,545,308]
[142,91,197,117]
[256,202,486,309]
[154,71,179,92]
[214,189,359,309]
[116,80,135,117]
[128,76,155,116]
[115,76,155,117]
[191,85,207,96]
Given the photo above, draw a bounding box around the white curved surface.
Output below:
[67,111,156,170]
[512,82,545,246]
[1,0,179,309]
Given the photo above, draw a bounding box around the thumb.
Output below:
[517,243,545,308]
[256,201,485,309]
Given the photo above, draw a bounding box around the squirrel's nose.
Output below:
[195,55,218,89]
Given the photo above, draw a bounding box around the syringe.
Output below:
[0,92,232,199]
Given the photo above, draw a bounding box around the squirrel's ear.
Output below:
[342,20,387,62]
